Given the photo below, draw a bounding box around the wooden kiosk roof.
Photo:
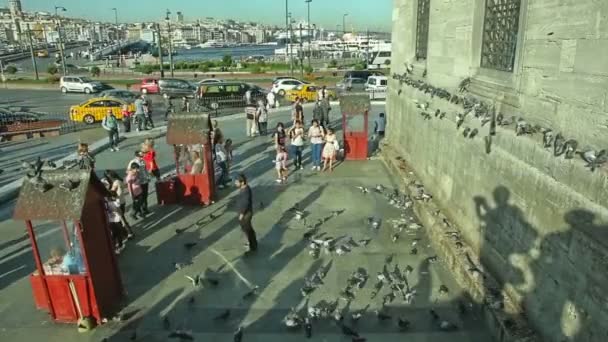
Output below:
[166,113,212,145]
[339,93,371,114]
[13,169,110,220]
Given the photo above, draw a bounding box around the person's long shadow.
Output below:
[474,185,603,341]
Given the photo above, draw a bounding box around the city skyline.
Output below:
[10,0,393,32]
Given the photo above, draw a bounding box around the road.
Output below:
[0,98,493,341]
[8,47,93,73]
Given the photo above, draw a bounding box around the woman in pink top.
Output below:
[125,163,144,219]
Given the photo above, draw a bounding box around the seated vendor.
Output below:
[191,151,204,174]
[61,247,86,274]
[47,247,65,266]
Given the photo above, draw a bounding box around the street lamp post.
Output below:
[26,24,39,80]
[343,13,348,35]
[305,0,312,68]
[165,9,174,77]
[156,23,165,78]
[54,6,67,76]
[299,23,304,78]
[285,0,290,73]
[288,12,294,76]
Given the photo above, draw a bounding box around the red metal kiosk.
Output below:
[13,170,124,325]
[156,113,215,206]
[340,93,371,160]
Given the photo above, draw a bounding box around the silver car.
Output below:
[336,77,367,92]
[60,76,103,94]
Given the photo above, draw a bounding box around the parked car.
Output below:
[158,78,198,98]
[343,70,384,81]
[69,97,135,124]
[138,78,160,94]
[99,89,138,102]
[197,82,267,110]
[285,84,337,102]
[60,76,104,94]
[36,50,49,58]
[336,77,367,92]
[0,110,40,125]
[198,78,225,85]
[365,76,388,92]
[272,78,307,96]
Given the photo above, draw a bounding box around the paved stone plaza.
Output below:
[0,105,493,341]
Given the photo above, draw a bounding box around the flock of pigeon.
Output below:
[21,156,81,193]
[273,184,466,341]
[392,64,608,173]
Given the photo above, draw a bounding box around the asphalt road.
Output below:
[8,47,93,73]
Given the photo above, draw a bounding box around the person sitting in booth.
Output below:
[61,246,86,274]
[191,151,204,175]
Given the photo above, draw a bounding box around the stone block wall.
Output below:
[388,0,608,341]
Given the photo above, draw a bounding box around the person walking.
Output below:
[181,96,190,112]
[125,163,145,220]
[142,96,154,129]
[102,109,120,152]
[128,151,151,215]
[256,99,268,136]
[322,127,338,172]
[274,122,287,148]
[266,91,277,110]
[77,143,95,170]
[104,170,134,238]
[275,145,289,184]
[374,112,386,137]
[245,102,257,137]
[106,197,127,254]
[288,120,305,171]
[164,95,174,120]
[133,95,145,132]
[214,136,229,189]
[294,98,304,124]
[308,119,325,171]
[317,86,331,127]
[235,174,257,253]
[142,138,160,181]
[121,104,132,133]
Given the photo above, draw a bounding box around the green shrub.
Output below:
[354,63,366,71]
[188,63,199,70]
[304,65,314,74]
[46,75,60,83]
[47,65,58,75]
[5,65,17,74]
[251,65,263,73]
[199,65,210,72]
[329,59,338,68]
[90,66,101,77]
[221,55,233,67]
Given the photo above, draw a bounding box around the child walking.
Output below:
[275,145,289,184]
[126,163,145,220]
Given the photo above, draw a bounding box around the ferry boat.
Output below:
[198,41,226,49]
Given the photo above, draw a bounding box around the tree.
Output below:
[221,55,233,67]
[304,65,313,74]
[47,65,58,75]
[329,59,338,68]
[5,66,17,74]
[90,66,101,77]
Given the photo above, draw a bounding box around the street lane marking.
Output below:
[0,264,25,279]
[210,248,254,289]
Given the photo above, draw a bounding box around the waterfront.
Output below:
[172,45,283,62]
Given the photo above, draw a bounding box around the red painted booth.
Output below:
[13,170,124,325]
[156,113,215,206]
[340,93,370,160]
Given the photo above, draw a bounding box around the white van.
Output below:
[365,76,388,91]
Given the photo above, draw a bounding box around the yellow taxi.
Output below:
[69,97,135,125]
[36,50,49,58]
[285,84,336,103]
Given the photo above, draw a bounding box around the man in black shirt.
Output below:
[235,174,258,252]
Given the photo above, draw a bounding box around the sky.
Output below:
[17,0,393,32]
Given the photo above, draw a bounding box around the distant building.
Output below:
[8,0,22,19]
[176,11,184,24]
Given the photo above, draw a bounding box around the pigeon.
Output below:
[233,327,243,342]
[439,320,459,331]
[47,160,58,169]
[162,316,171,330]
[429,309,440,321]
[168,331,194,340]
[410,248,418,255]
[458,301,468,315]
[397,317,411,331]
[458,77,471,92]
[468,128,478,139]
[463,127,471,137]
[31,176,52,193]
[242,286,259,300]
[564,139,578,159]
[404,288,417,304]
[385,254,394,264]
[59,179,80,191]
[404,265,414,275]
[356,186,369,194]
[173,262,191,270]
[542,129,554,148]
[341,324,359,337]
[382,292,396,306]
[204,277,219,287]
[371,280,384,298]
[439,285,449,295]
[391,233,400,242]
[183,242,198,250]
[284,313,303,328]
[214,309,231,321]
[336,245,351,256]
[304,317,312,338]
[367,217,380,229]
[391,264,404,283]
[185,275,201,287]
[553,133,566,156]
[422,69,427,78]
[340,287,356,301]
[456,114,465,129]
[427,256,438,263]
[175,228,186,235]
[579,149,608,171]
[351,304,369,322]
[376,309,392,321]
